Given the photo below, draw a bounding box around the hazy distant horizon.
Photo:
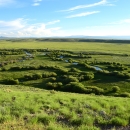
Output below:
[1,35,130,40]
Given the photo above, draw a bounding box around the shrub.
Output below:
[58,68,68,74]
[24,74,33,80]
[46,82,53,88]
[86,86,104,95]
[10,66,22,70]
[42,72,57,78]
[111,86,120,93]
[42,72,50,78]
[84,73,94,80]
[120,92,130,97]
[50,72,57,77]
[64,82,86,93]
[124,73,130,79]
[79,72,94,81]
[65,76,79,83]
[6,79,19,85]
[28,66,38,70]
[1,67,8,71]
[69,67,80,72]
[68,58,73,63]
[78,75,84,81]
[46,82,63,90]
[50,77,57,82]
[32,73,42,80]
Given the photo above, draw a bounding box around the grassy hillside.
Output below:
[0,85,130,130]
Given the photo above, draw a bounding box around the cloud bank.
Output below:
[0,18,61,37]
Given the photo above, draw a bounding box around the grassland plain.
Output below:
[0,38,130,129]
[0,39,130,54]
[0,85,130,130]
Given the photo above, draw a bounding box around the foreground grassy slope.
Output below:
[0,85,130,130]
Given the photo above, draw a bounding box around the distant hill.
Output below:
[0,36,6,39]
[1,36,130,43]
[65,35,130,40]
[1,35,130,40]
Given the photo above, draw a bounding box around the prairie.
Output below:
[0,38,130,129]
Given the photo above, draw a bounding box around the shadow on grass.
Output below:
[93,73,125,84]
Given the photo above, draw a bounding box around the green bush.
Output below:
[10,66,22,70]
[32,73,42,80]
[6,79,19,85]
[79,72,94,81]
[111,86,120,93]
[1,67,8,71]
[64,82,86,93]
[50,77,57,82]
[120,92,130,97]
[50,72,57,77]
[42,72,50,78]
[69,67,80,72]
[46,82,63,90]
[65,76,79,83]
[42,72,57,78]
[24,74,33,80]
[58,68,68,74]
[86,86,104,95]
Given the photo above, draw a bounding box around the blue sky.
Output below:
[0,0,130,37]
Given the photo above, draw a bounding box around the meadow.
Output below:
[0,38,130,54]
[0,85,130,130]
[0,38,130,129]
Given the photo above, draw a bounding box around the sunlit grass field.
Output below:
[0,38,130,129]
[0,39,130,54]
[0,85,130,130]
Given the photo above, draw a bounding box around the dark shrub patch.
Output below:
[111,86,120,93]
[64,82,86,93]
[6,79,19,85]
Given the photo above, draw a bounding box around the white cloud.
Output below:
[58,0,107,12]
[66,11,100,18]
[46,20,60,25]
[0,18,61,37]
[0,18,26,29]
[1,17,130,37]
[121,19,130,24]
[0,0,15,6]
[32,3,40,6]
[83,24,130,36]
[32,0,42,6]
[34,0,42,2]
[109,19,130,25]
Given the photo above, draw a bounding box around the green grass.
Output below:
[0,85,130,130]
[0,43,130,94]
[0,40,130,54]
[0,38,130,129]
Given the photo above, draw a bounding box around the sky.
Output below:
[0,0,130,37]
